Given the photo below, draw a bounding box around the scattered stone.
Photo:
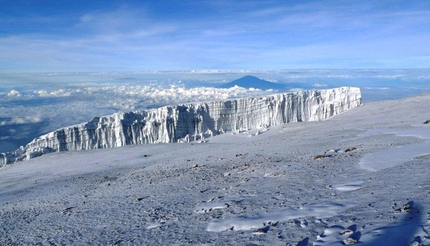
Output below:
[263,221,279,227]
[424,119,430,124]
[253,226,270,234]
[393,201,414,213]
[227,226,234,231]
[62,207,75,214]
[343,237,358,245]
[340,229,354,235]
[345,146,358,152]
[314,154,327,160]
[402,201,414,212]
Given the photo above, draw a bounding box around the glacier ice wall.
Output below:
[1,87,361,166]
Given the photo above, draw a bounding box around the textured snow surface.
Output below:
[1,91,429,245]
[1,86,361,165]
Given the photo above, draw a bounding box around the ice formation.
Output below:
[1,87,361,166]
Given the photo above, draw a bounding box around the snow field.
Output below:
[1,92,429,245]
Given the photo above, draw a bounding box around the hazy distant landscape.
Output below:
[2,69,430,153]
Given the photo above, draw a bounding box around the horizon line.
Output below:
[2,68,430,74]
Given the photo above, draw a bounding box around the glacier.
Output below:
[0,87,361,166]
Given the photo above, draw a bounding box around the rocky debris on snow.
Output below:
[314,154,329,160]
[263,221,279,227]
[315,224,362,245]
[402,201,414,212]
[252,226,270,234]
[314,145,361,160]
[62,207,75,214]
[392,201,414,213]
[424,119,430,124]
[340,228,354,235]
[344,231,361,245]
[343,237,358,245]
[345,145,361,152]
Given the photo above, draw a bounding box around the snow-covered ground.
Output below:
[1,92,429,245]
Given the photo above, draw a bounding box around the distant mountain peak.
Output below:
[241,75,260,79]
[218,75,285,90]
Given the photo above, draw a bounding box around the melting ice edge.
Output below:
[1,87,361,166]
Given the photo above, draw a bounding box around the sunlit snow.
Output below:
[1,87,429,245]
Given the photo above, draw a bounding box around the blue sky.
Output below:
[1,0,430,72]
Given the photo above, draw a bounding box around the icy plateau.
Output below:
[1,87,361,166]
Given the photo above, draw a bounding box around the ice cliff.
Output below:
[1,87,361,166]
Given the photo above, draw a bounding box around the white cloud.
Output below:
[0,116,43,126]
[34,89,72,97]
[289,88,306,92]
[363,87,390,90]
[7,89,21,97]
[371,75,405,79]
[313,83,327,87]
[418,75,430,80]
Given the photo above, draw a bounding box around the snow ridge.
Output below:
[1,87,361,166]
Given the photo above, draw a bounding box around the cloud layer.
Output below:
[1,69,430,153]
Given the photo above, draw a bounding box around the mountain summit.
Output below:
[218,75,286,90]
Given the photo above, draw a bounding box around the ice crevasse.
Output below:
[1,86,361,166]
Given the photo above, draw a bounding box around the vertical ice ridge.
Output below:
[0,87,361,166]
